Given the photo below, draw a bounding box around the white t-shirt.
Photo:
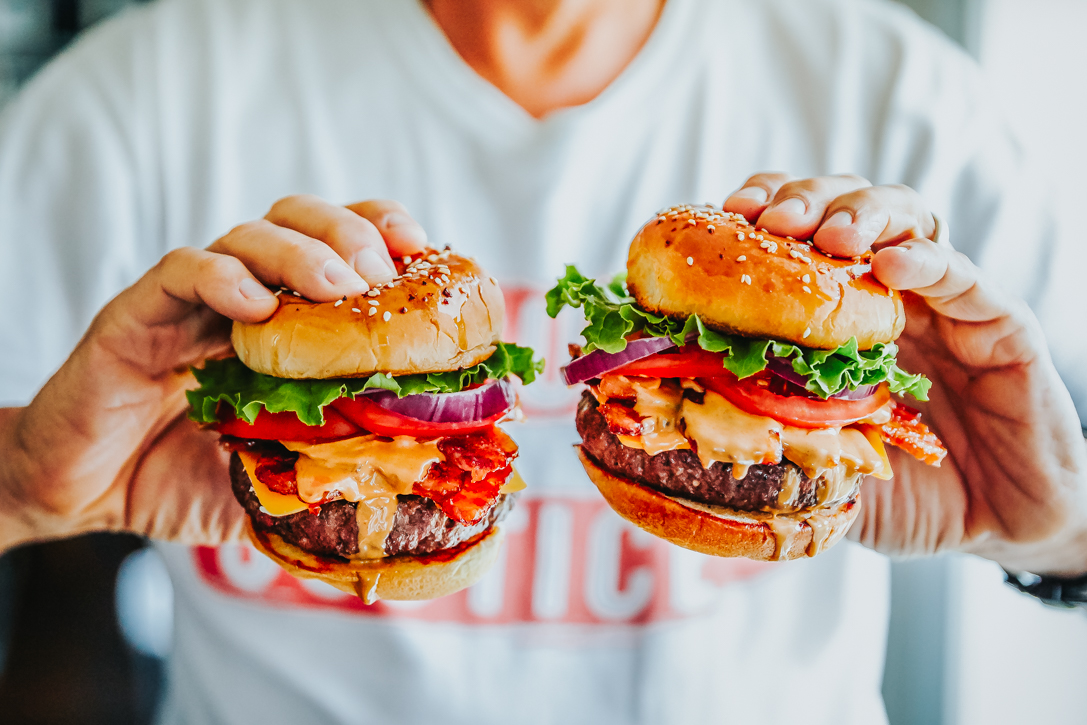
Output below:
[1,0,1083,723]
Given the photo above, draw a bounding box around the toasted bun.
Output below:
[247,519,504,604]
[233,249,505,378]
[577,447,858,561]
[626,205,904,350]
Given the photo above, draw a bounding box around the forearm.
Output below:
[0,406,88,554]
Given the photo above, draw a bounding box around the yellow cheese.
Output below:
[499,467,528,494]
[237,449,308,517]
[855,425,894,480]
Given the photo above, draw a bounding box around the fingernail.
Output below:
[353,248,396,283]
[324,259,367,288]
[239,278,274,300]
[384,213,428,249]
[767,197,807,215]
[731,187,769,203]
[822,211,854,229]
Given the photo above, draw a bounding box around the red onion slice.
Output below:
[358,378,515,423]
[561,336,680,385]
[766,356,878,400]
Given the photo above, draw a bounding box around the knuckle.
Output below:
[229,219,268,240]
[835,173,872,187]
[371,198,409,214]
[196,253,240,280]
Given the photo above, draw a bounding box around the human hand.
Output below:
[724,174,1087,574]
[0,196,427,552]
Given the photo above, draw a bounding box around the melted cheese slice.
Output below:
[237,449,308,517]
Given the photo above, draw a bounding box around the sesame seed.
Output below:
[790,250,801,259]
[334,299,343,307]
[760,242,771,250]
[803,286,812,294]
[274,289,283,297]
[803,328,811,338]
[368,300,379,306]
[292,290,301,297]
[383,311,392,322]
[800,256,812,264]
[367,290,380,297]
[368,307,377,316]
[768,243,778,253]
[687,256,694,266]
[737,255,747,262]
[403,256,411,264]
[741,274,752,285]
[351,307,361,313]
[802,274,811,283]
[708,225,715,234]
[687,218,697,226]
[737,232,746,241]
[756,235,764,241]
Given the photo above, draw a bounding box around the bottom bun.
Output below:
[246,519,504,603]
[577,447,859,561]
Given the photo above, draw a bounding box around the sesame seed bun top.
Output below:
[232,249,505,379]
[625,205,905,350]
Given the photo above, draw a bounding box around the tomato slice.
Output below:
[329,396,507,438]
[214,406,360,442]
[699,374,890,429]
[612,347,730,379]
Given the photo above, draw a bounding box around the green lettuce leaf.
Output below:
[186,342,545,426]
[545,265,929,401]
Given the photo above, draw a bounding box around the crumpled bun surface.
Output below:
[233,248,505,379]
[626,204,905,350]
[246,519,504,604]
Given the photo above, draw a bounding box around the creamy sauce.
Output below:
[776,466,804,510]
[663,492,850,561]
[605,379,892,484]
[680,390,783,473]
[354,572,382,605]
[283,436,444,559]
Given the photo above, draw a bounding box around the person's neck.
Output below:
[425,0,665,118]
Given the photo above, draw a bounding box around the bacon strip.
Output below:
[414,428,519,525]
[879,402,947,466]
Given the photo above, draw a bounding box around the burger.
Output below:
[547,204,945,561]
[188,248,542,602]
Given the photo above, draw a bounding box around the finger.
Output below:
[722,172,793,222]
[872,239,1013,322]
[346,199,428,256]
[208,219,369,300]
[132,247,279,327]
[755,174,872,240]
[266,195,397,284]
[813,184,936,258]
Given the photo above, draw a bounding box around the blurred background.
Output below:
[0,1,1085,723]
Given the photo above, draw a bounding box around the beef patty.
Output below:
[577,392,841,513]
[230,452,515,560]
